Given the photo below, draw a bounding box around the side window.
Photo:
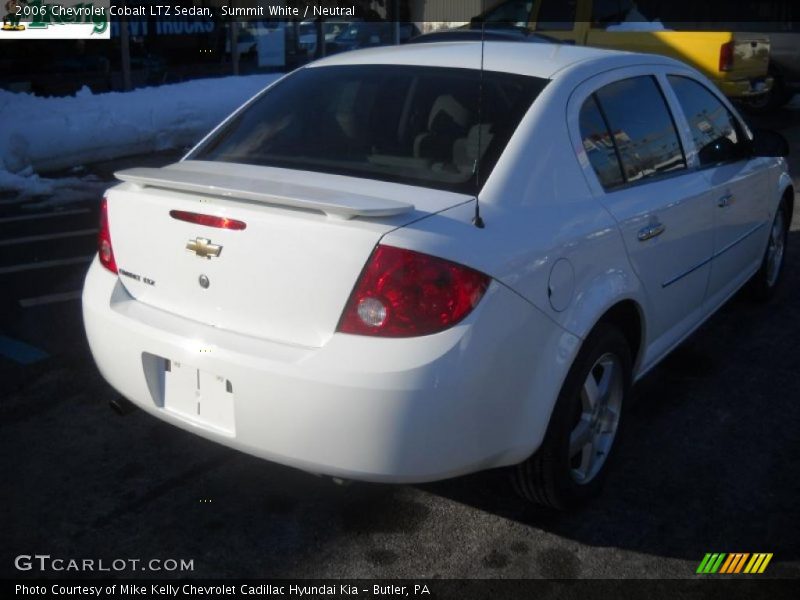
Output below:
[579,95,625,189]
[594,76,687,183]
[667,75,749,166]
[535,0,577,31]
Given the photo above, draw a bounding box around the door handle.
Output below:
[718,193,734,208]
[638,222,666,241]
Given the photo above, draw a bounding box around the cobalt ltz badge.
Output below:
[1,0,109,39]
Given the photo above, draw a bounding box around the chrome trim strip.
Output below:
[662,256,712,288]
[714,221,767,259]
[661,221,766,288]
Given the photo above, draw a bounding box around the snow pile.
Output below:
[0,73,282,195]
[0,166,110,206]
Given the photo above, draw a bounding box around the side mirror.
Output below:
[751,128,790,158]
[698,136,739,165]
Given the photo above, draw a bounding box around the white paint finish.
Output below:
[109,189,379,349]
[703,159,771,300]
[106,162,472,349]
[82,45,791,482]
[116,162,415,219]
[548,258,575,312]
[84,261,578,482]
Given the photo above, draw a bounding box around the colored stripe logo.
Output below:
[697,553,773,574]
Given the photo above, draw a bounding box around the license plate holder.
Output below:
[163,360,235,435]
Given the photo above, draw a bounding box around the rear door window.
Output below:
[579,95,625,189]
[593,76,687,183]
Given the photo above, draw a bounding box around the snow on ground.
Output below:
[0,73,283,199]
[0,166,110,207]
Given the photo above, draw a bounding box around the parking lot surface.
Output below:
[2,104,800,579]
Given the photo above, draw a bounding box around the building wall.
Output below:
[409,0,486,32]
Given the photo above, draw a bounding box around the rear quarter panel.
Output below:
[379,69,650,455]
[382,68,650,378]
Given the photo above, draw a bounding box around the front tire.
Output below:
[749,199,790,302]
[511,324,632,509]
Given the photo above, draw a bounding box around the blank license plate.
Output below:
[163,360,235,435]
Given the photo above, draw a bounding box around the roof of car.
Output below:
[309,40,680,80]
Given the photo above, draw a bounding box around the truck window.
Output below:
[593,76,687,183]
[481,0,534,27]
[535,0,577,31]
[579,95,626,189]
[667,76,749,166]
[591,0,630,27]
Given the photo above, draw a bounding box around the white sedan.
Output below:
[83,41,793,509]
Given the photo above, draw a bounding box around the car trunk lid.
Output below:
[107,160,470,348]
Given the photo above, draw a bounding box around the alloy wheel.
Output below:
[569,353,624,485]
[766,209,786,288]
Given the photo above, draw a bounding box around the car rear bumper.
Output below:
[719,76,774,98]
[83,258,575,483]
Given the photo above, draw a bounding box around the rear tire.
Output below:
[511,324,632,509]
[749,199,790,302]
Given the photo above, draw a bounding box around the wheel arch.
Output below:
[594,299,645,375]
[780,182,794,223]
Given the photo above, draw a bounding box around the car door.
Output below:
[665,74,771,308]
[569,70,715,365]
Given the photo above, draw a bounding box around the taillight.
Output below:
[719,41,734,72]
[169,210,246,230]
[337,245,490,338]
[98,196,117,274]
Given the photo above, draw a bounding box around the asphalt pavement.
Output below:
[1,104,799,580]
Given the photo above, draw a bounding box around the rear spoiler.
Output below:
[114,163,414,220]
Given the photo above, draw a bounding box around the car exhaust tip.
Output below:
[109,397,137,416]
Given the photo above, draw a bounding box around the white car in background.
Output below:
[83,42,793,509]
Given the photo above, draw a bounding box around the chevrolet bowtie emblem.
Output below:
[186,237,222,259]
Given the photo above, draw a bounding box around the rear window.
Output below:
[191,65,547,194]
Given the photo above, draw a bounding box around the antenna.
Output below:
[472,17,486,229]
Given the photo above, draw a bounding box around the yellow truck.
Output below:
[476,0,772,100]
